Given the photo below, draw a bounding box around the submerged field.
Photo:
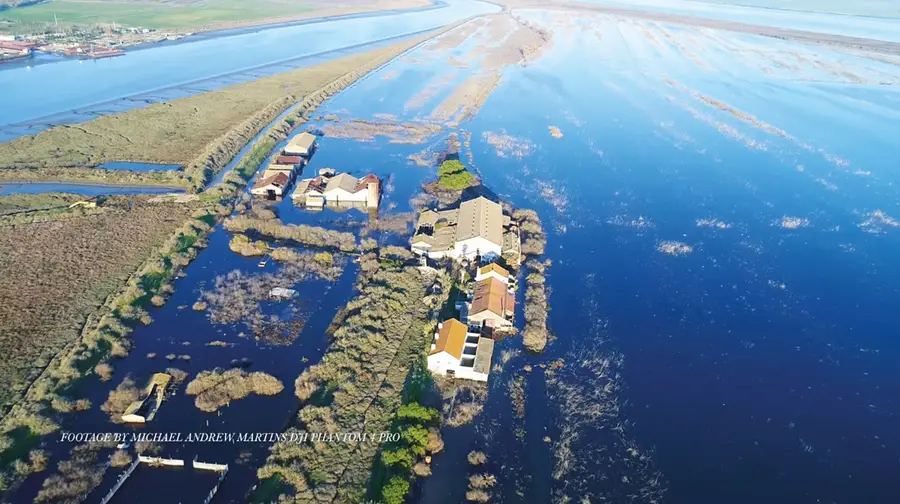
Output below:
[0,2,898,504]
[294,7,900,504]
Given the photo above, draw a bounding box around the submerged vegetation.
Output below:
[522,259,550,353]
[224,216,357,252]
[200,250,343,342]
[547,346,666,503]
[186,369,284,413]
[256,259,448,502]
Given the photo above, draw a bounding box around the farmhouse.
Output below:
[427,318,493,382]
[292,171,380,209]
[284,132,317,157]
[250,172,290,199]
[262,163,296,181]
[275,155,304,166]
[468,276,515,328]
[475,263,511,284]
[411,196,519,261]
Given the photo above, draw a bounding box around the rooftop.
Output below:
[431,318,468,359]
[478,262,510,278]
[471,277,513,317]
[253,172,289,189]
[456,197,503,247]
[287,132,317,150]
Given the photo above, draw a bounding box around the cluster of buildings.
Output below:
[0,40,40,62]
[250,132,316,199]
[409,195,523,382]
[410,196,520,263]
[251,131,381,209]
[292,171,380,209]
[426,262,517,382]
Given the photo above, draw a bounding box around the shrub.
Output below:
[436,160,475,190]
[109,449,132,468]
[94,363,114,381]
[469,473,497,489]
[466,489,491,502]
[381,475,410,504]
[468,451,487,465]
[101,376,140,422]
[186,369,284,412]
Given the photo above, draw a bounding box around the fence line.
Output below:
[98,457,139,504]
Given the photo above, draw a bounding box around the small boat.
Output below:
[258,254,269,268]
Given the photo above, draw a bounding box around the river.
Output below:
[0,0,500,140]
[8,3,900,504]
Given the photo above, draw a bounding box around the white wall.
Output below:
[325,188,368,203]
[455,237,502,260]
[427,353,460,375]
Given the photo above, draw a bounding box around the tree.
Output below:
[382,475,410,504]
[396,403,438,423]
[382,447,414,469]
[401,425,430,456]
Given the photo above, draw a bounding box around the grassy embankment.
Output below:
[254,252,449,503]
[0,33,437,495]
[0,38,429,192]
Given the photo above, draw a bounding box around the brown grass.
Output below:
[0,197,195,413]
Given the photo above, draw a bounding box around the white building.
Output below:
[468,277,515,328]
[427,318,492,382]
[284,132,317,157]
[410,196,507,261]
[475,263,511,284]
[292,172,380,209]
[250,172,290,199]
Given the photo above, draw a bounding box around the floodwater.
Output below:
[584,0,900,41]
[0,182,183,196]
[0,0,500,138]
[11,4,900,504]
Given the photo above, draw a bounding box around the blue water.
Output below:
[0,0,499,131]
[0,182,182,196]
[303,10,900,504]
[9,6,900,504]
[584,0,900,41]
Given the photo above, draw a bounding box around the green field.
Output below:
[0,0,320,29]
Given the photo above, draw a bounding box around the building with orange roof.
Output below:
[475,262,511,284]
[427,318,492,382]
[468,277,515,328]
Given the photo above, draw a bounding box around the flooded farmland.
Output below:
[4,3,900,504]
